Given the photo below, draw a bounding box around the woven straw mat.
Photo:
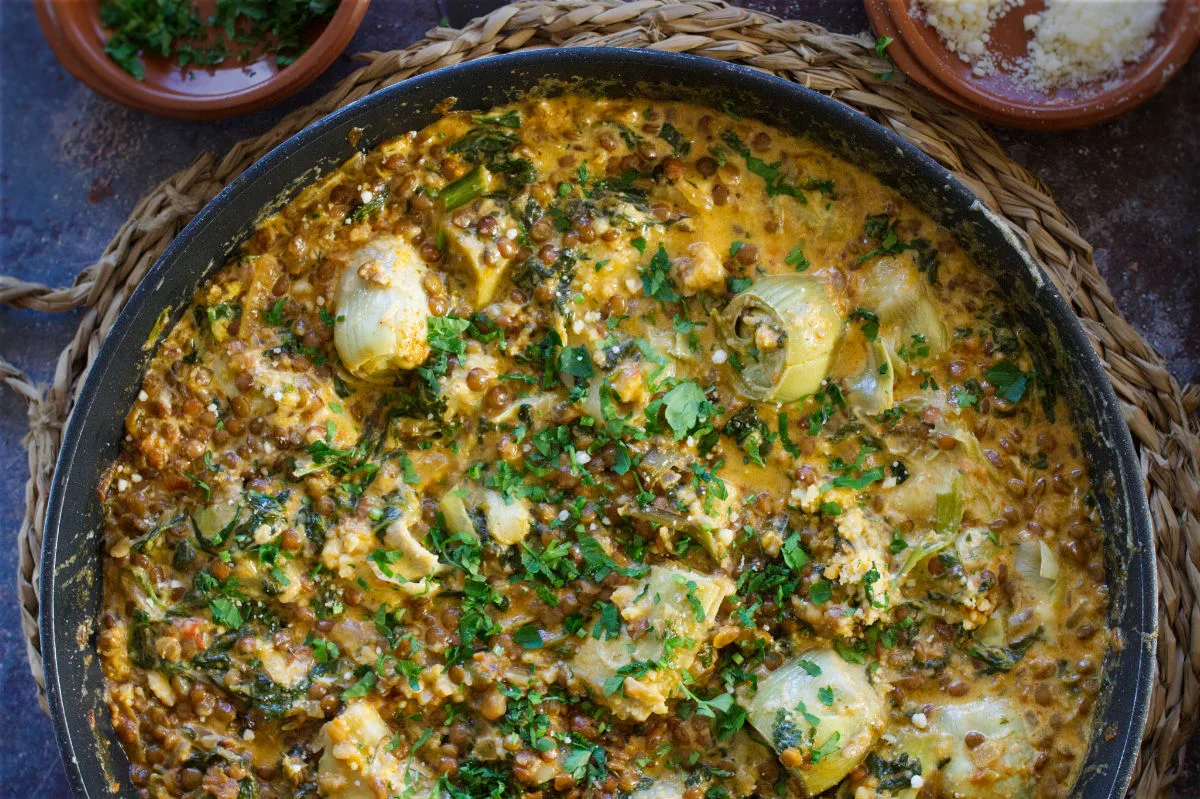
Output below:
[5,1,1198,795]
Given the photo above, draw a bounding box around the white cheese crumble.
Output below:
[911,711,928,728]
[915,0,1024,76]
[1020,0,1165,89]
[712,348,728,365]
[916,0,1165,88]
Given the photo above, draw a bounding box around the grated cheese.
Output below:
[915,0,1026,76]
[1021,0,1165,89]
[915,0,1165,89]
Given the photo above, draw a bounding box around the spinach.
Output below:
[658,122,691,157]
[129,610,160,669]
[721,130,834,202]
[772,709,808,751]
[448,112,536,188]
[966,629,1040,673]
[724,405,771,466]
[866,752,923,792]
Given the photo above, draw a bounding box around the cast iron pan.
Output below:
[41,48,1156,798]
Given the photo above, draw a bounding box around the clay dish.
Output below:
[35,0,371,120]
[865,0,1200,129]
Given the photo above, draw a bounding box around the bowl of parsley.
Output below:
[35,0,370,119]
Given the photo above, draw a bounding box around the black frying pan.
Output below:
[40,48,1156,798]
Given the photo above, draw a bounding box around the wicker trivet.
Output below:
[5,2,1198,795]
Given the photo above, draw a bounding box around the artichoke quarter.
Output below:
[333,236,431,382]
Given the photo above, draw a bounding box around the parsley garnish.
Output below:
[640,244,679,303]
[848,307,880,341]
[985,360,1029,403]
[513,624,543,649]
[785,242,810,271]
[209,597,242,629]
[427,316,471,356]
[808,580,833,605]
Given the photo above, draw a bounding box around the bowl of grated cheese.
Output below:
[865,0,1200,129]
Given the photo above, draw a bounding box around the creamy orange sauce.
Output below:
[98,97,1109,799]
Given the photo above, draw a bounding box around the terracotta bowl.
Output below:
[35,0,371,120]
[865,0,1200,129]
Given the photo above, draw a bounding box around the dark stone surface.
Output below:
[0,0,1195,796]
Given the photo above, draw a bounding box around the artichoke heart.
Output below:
[746,648,885,796]
[831,327,894,414]
[333,236,431,382]
[720,275,843,402]
[857,256,948,357]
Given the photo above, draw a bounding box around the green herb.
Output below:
[658,123,691,157]
[826,466,885,491]
[342,668,378,699]
[182,471,211,500]
[858,213,940,282]
[631,236,647,253]
[591,601,621,640]
[561,741,609,784]
[817,685,835,706]
[99,0,337,79]
[603,659,658,696]
[953,382,980,408]
[579,535,647,582]
[785,242,810,271]
[782,534,809,571]
[559,346,595,379]
[209,597,242,629]
[721,130,834,202]
[397,452,420,485]
[427,316,471,356]
[448,115,535,187]
[795,658,822,676]
[848,308,880,341]
[345,187,389,224]
[727,276,753,294]
[513,624,543,649]
[808,580,833,605]
[873,35,896,80]
[660,381,712,440]
[640,244,679,303]
[819,501,842,517]
[310,637,340,664]
[807,382,845,435]
[985,360,1029,403]
[811,732,843,764]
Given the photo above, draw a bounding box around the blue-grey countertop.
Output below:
[1,0,1196,795]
